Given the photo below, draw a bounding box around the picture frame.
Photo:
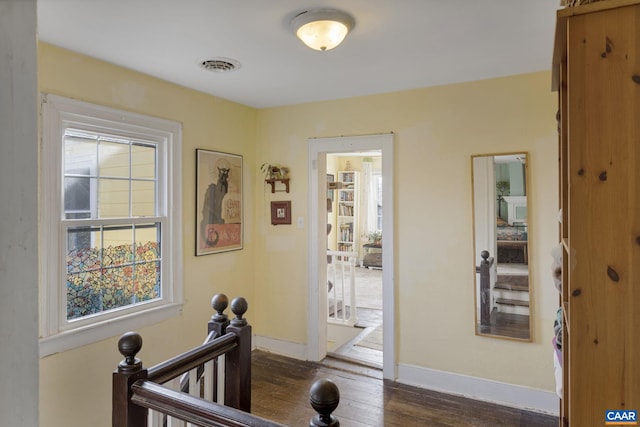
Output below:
[270,201,292,225]
[196,149,243,255]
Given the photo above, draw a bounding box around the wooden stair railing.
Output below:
[476,250,495,327]
[113,294,341,427]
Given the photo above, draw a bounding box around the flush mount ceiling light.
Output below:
[291,9,355,51]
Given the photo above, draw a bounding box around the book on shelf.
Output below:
[339,204,353,216]
[339,223,353,242]
[340,191,354,202]
[341,173,354,183]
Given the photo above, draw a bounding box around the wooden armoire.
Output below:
[553,0,640,425]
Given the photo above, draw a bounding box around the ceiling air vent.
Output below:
[200,58,241,73]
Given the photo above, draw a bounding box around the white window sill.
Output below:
[39,303,182,358]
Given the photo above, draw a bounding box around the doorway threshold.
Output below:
[323,353,383,378]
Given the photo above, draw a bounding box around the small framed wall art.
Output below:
[270,201,291,225]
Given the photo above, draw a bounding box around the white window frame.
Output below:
[39,94,183,357]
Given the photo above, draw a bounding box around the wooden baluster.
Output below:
[309,379,340,427]
[113,332,147,427]
[224,297,251,412]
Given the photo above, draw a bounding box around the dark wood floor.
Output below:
[477,311,530,340]
[329,307,383,368]
[250,350,558,427]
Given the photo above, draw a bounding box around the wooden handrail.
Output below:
[177,330,219,393]
[147,333,236,384]
[131,381,284,427]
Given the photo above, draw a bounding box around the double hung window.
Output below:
[40,94,182,356]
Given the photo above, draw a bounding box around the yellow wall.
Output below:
[38,43,258,426]
[39,42,559,427]
[253,71,559,391]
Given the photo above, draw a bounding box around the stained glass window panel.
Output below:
[134,224,160,261]
[67,226,100,268]
[102,226,133,266]
[66,223,162,320]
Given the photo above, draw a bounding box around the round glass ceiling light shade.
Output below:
[291,9,355,51]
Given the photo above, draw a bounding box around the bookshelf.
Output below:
[336,171,359,255]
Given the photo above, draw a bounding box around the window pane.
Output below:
[134,224,160,262]
[67,227,100,273]
[67,271,104,319]
[133,261,161,302]
[66,212,91,220]
[132,180,155,216]
[99,140,129,178]
[131,143,156,179]
[64,176,92,217]
[65,136,96,175]
[66,226,106,320]
[134,224,161,301]
[102,225,133,267]
[99,178,129,217]
[64,136,96,220]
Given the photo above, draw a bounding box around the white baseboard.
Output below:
[253,335,307,360]
[398,363,558,415]
[252,335,558,415]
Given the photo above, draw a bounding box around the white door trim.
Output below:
[307,133,396,379]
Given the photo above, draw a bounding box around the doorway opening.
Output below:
[325,153,383,368]
[307,133,395,380]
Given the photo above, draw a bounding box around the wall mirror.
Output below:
[471,153,531,341]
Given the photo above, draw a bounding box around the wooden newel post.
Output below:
[208,293,230,337]
[479,250,491,327]
[224,296,252,412]
[309,378,340,427]
[208,293,231,402]
[113,332,147,427]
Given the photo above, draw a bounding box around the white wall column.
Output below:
[0,1,39,425]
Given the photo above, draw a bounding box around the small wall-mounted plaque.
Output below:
[270,201,291,225]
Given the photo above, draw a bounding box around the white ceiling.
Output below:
[37,0,561,109]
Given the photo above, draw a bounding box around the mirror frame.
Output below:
[471,152,532,342]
